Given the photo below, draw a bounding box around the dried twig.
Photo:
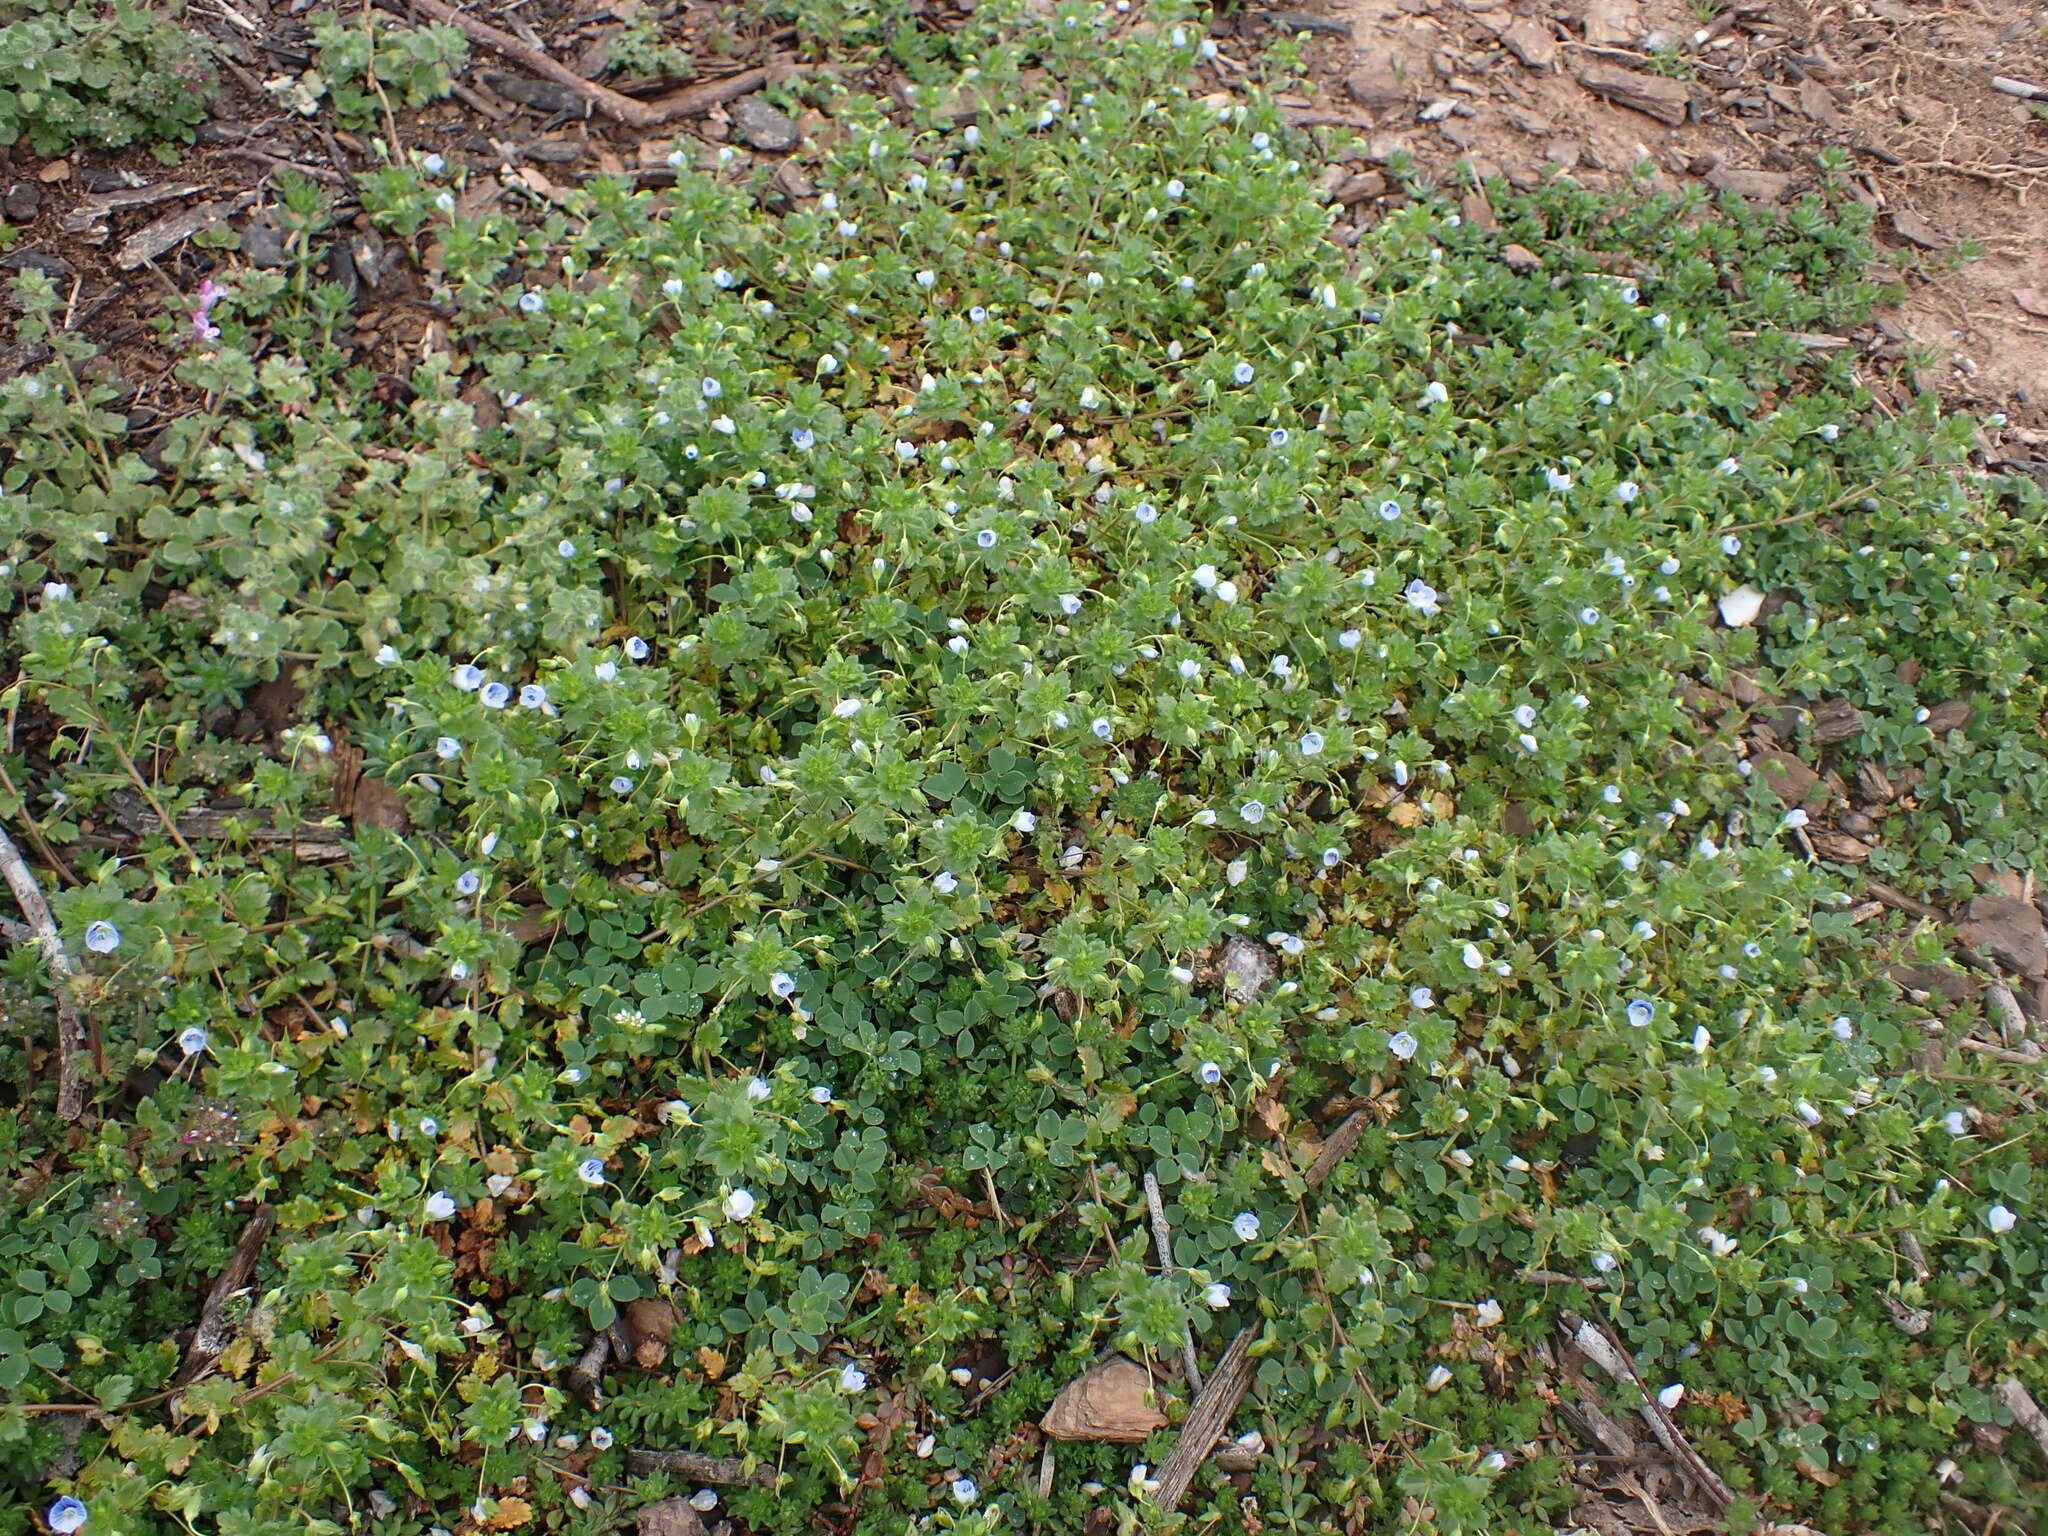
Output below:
[1143,1170,1202,1392]
[174,1205,275,1386]
[404,0,667,126]
[563,1332,611,1408]
[1153,1109,1372,1510]
[0,824,88,1120]
[1996,1377,2048,1465]
[1565,1315,1735,1510]
[624,1448,776,1486]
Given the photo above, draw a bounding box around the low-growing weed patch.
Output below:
[4,3,2047,1533]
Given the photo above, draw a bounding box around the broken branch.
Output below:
[1143,1170,1202,1392]
[1153,1109,1372,1511]
[1565,1315,1735,1510]
[403,0,667,127]
[1995,1377,2048,1465]
[0,823,89,1120]
[174,1205,275,1386]
[624,1448,776,1486]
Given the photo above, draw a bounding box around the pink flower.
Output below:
[190,280,224,342]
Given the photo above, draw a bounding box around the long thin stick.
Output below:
[1567,1316,1735,1509]
[624,1448,776,1486]
[404,0,667,127]
[0,824,88,1119]
[174,1205,275,1386]
[1153,1109,1374,1511]
[1143,1171,1202,1392]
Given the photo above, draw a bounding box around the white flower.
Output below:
[933,871,959,894]
[375,643,400,666]
[1214,579,1239,603]
[1204,1282,1231,1308]
[1424,381,1449,404]
[722,1188,757,1220]
[1657,1383,1685,1409]
[1225,859,1249,886]
[951,1478,978,1504]
[746,1076,772,1101]
[1338,628,1362,649]
[576,1158,605,1187]
[1403,579,1441,616]
[1545,468,1573,492]
[1425,1365,1454,1391]
[839,1362,868,1391]
[1988,1204,2018,1234]
[83,920,121,954]
[178,1026,208,1057]
[1012,810,1038,833]
[1796,1100,1822,1125]
[1232,1211,1261,1242]
[1479,1452,1507,1474]
[811,1085,832,1104]
[1409,986,1435,1010]
[590,1425,615,1450]
[1616,480,1640,503]
[1387,1030,1419,1060]
[1944,1110,1968,1135]
[1591,1251,1617,1273]
[424,1192,458,1221]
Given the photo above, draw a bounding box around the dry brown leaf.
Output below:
[1040,1355,1170,1442]
[490,1497,534,1527]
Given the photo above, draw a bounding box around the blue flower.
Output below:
[1232,362,1255,385]
[610,776,634,794]
[770,972,796,998]
[1409,986,1435,1010]
[46,1497,88,1534]
[480,682,511,710]
[456,870,482,896]
[453,664,484,691]
[1626,998,1654,1028]
[1091,717,1113,741]
[1378,499,1401,521]
[976,529,998,549]
[519,291,544,312]
[178,1025,208,1056]
[625,636,651,660]
[1134,501,1158,524]
[1721,534,1742,555]
[1198,1061,1222,1084]
[577,1158,605,1187]
[791,427,815,450]
[83,921,120,954]
[1403,579,1441,617]
[557,539,576,558]
[1232,1211,1261,1241]
[1239,799,1266,825]
[951,1478,978,1504]
[1269,428,1289,447]
[590,1425,615,1450]
[933,871,959,894]
[1299,731,1324,757]
[518,683,547,709]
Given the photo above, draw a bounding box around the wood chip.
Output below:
[1499,17,1558,68]
[115,193,256,270]
[1576,66,1690,126]
[61,182,210,235]
[1889,210,1944,249]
